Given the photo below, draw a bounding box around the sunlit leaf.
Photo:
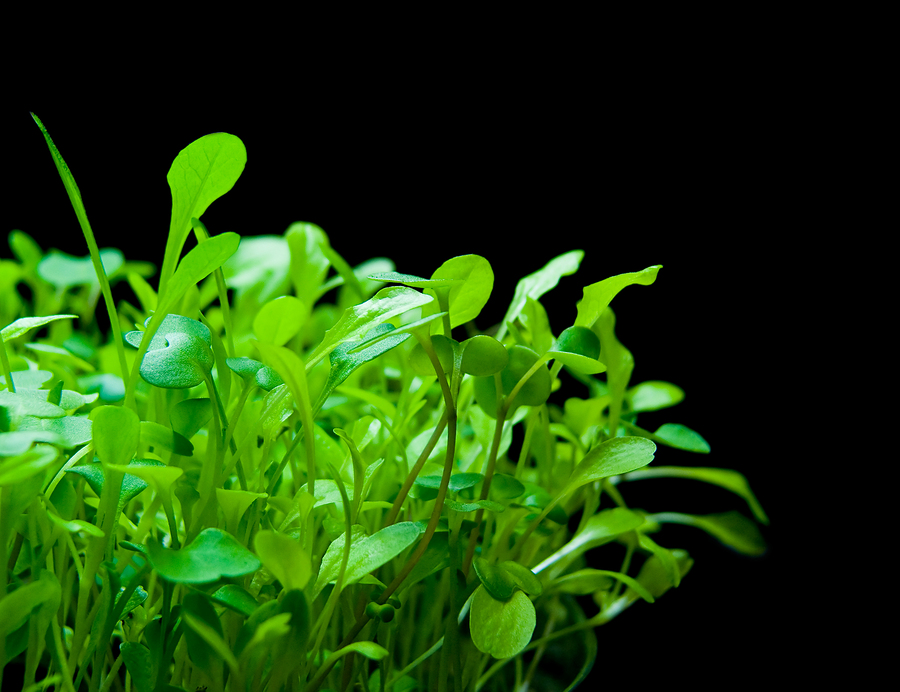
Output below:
[626,380,685,412]
[1,314,78,342]
[574,265,662,328]
[564,437,656,495]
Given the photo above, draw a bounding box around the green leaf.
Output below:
[91,405,140,466]
[564,437,656,495]
[326,640,389,664]
[1,314,78,343]
[169,397,212,439]
[444,499,506,513]
[285,222,329,307]
[127,314,215,389]
[489,473,526,500]
[552,568,654,603]
[67,459,167,510]
[225,234,291,303]
[429,254,494,328]
[460,334,508,376]
[368,271,460,289]
[0,445,59,483]
[160,232,241,316]
[183,592,224,675]
[626,380,685,412]
[0,576,58,644]
[305,286,434,370]
[0,370,53,389]
[164,133,246,290]
[37,416,93,449]
[637,533,681,587]
[146,527,261,583]
[0,390,65,418]
[414,472,483,492]
[320,325,411,405]
[119,642,153,692]
[254,529,313,592]
[574,265,662,328]
[37,250,124,288]
[629,549,693,601]
[140,420,193,456]
[497,250,583,341]
[533,507,645,574]
[208,584,258,617]
[314,522,423,597]
[649,511,767,556]
[469,585,536,659]
[253,295,306,346]
[547,325,606,374]
[215,487,266,535]
[620,466,769,524]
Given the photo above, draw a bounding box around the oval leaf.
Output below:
[565,437,656,495]
[470,586,536,659]
[254,529,313,592]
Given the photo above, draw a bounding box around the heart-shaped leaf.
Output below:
[146,527,260,583]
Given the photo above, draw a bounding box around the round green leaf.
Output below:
[430,255,494,328]
[502,345,551,408]
[140,332,214,389]
[146,528,261,583]
[470,586,536,659]
[460,335,508,376]
[555,326,601,360]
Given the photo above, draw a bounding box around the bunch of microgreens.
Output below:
[0,115,767,692]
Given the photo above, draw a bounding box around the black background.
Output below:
[4,79,797,688]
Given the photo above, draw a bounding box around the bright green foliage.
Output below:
[0,120,768,692]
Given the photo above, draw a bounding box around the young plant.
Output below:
[0,116,768,692]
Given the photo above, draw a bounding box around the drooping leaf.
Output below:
[574,265,662,328]
[469,585,536,659]
[146,527,261,583]
[497,250,583,341]
[650,511,767,556]
[552,568,654,603]
[620,466,768,524]
[637,533,681,587]
[547,325,607,374]
[629,549,693,601]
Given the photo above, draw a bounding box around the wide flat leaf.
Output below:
[140,420,193,456]
[119,642,153,692]
[1,314,78,343]
[314,521,423,597]
[649,423,710,453]
[208,584,258,617]
[0,432,64,457]
[469,585,536,659]
[496,250,583,341]
[146,527,261,583]
[564,437,656,495]
[215,487,266,535]
[620,466,769,524]
[574,265,662,328]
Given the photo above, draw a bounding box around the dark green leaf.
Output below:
[460,335,508,376]
[146,527,261,583]
[208,584,258,617]
[650,511,766,556]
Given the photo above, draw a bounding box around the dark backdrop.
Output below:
[4,96,789,687]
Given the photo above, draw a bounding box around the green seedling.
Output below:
[0,116,768,692]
